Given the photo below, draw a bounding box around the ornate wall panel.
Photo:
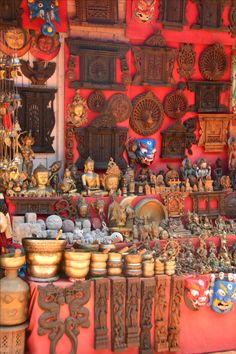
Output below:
[158,0,187,29]
[126,278,140,347]
[73,0,119,25]
[191,191,226,217]
[191,0,227,30]
[199,44,228,81]
[177,43,196,80]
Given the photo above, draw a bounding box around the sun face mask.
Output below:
[209,273,236,314]
[184,276,210,311]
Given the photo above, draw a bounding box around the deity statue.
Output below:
[27,163,56,197]
[49,160,62,191]
[228,137,236,171]
[76,197,90,223]
[213,158,223,191]
[101,158,121,194]
[60,168,77,194]
[194,158,211,181]
[20,133,35,178]
[82,157,108,196]
[67,90,88,127]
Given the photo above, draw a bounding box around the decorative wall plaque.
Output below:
[76,113,128,169]
[199,44,228,81]
[94,278,109,349]
[191,0,227,30]
[168,276,184,352]
[140,278,155,354]
[163,85,188,120]
[18,87,57,153]
[8,197,60,215]
[126,278,140,348]
[177,43,196,80]
[187,81,231,113]
[130,91,164,136]
[30,32,61,62]
[224,192,236,218]
[0,0,23,29]
[66,37,130,91]
[229,0,236,37]
[191,191,226,217]
[87,90,107,113]
[111,278,127,352]
[161,191,188,218]
[20,60,56,86]
[0,29,31,57]
[198,114,232,152]
[158,0,187,29]
[107,93,132,123]
[132,30,178,87]
[133,0,157,23]
[68,90,88,127]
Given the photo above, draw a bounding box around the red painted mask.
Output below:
[184,276,209,311]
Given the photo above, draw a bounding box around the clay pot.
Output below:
[90,253,108,277]
[155,259,165,275]
[165,260,176,276]
[143,260,155,277]
[0,255,29,326]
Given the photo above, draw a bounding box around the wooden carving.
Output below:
[154,275,169,352]
[66,38,130,91]
[111,278,127,352]
[0,0,23,29]
[20,60,56,86]
[199,44,228,81]
[163,85,188,120]
[66,125,74,167]
[198,114,232,152]
[9,197,60,215]
[18,87,57,153]
[94,278,109,349]
[87,90,107,113]
[229,0,236,37]
[168,276,184,352]
[76,113,128,169]
[224,192,236,218]
[132,30,178,87]
[140,278,155,354]
[187,81,230,113]
[54,198,78,219]
[107,93,132,123]
[161,192,188,218]
[177,43,196,80]
[158,0,187,29]
[126,278,140,348]
[67,90,88,127]
[130,91,164,136]
[191,191,226,217]
[192,0,227,30]
[73,0,119,25]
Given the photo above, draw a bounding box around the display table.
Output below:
[26,275,236,354]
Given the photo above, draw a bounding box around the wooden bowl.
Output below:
[91,253,108,262]
[64,251,91,261]
[125,254,142,264]
[65,266,90,279]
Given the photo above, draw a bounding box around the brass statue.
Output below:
[20,133,35,179]
[82,157,108,196]
[27,163,56,197]
[68,90,88,127]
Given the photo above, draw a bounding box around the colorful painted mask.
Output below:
[209,273,236,314]
[28,0,59,36]
[136,138,156,165]
[133,0,156,23]
[184,276,210,311]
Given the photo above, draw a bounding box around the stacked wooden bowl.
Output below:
[90,253,108,277]
[107,252,122,276]
[124,254,142,277]
[155,258,165,275]
[64,250,91,280]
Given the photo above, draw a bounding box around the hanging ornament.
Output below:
[28,0,60,36]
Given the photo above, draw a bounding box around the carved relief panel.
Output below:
[132,30,178,87]
[66,38,130,90]
[158,0,187,29]
[198,114,233,152]
[73,0,119,25]
[192,0,227,30]
[126,278,140,347]
[0,0,23,29]
[229,0,236,37]
[94,279,109,349]
[177,43,196,80]
[161,192,188,218]
[18,87,57,153]
[140,278,155,354]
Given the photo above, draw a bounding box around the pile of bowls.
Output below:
[107,252,122,276]
[155,258,165,275]
[124,254,142,277]
[64,250,91,280]
[90,253,108,277]
[22,238,67,281]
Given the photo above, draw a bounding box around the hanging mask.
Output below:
[209,273,236,314]
[133,0,156,23]
[28,0,59,36]
[184,276,210,311]
[136,138,156,166]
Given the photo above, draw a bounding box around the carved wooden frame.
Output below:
[191,191,226,217]
[0,0,23,29]
[158,0,187,29]
[191,0,227,30]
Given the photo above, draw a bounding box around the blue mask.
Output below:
[209,274,236,314]
[28,0,59,36]
[136,138,156,165]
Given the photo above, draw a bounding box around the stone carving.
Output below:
[163,84,188,120]
[126,278,140,347]
[66,125,74,167]
[0,0,23,28]
[198,114,232,152]
[229,0,236,37]
[132,30,178,86]
[158,0,186,29]
[68,90,88,127]
[73,0,119,25]
[140,278,155,354]
[177,43,196,80]
[20,60,56,86]
[107,93,132,123]
[154,275,169,352]
[111,278,127,352]
[94,278,109,349]
[199,44,228,81]
[168,276,184,352]
[187,81,230,113]
[87,90,107,113]
[130,91,164,136]
[192,0,227,30]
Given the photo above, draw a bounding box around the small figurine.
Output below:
[195,158,211,181]
[68,90,88,127]
[181,158,197,186]
[20,133,35,178]
[220,175,232,191]
[213,158,223,191]
[60,168,77,194]
[228,137,236,171]
[49,160,62,191]
[204,176,214,192]
[81,157,108,196]
[77,197,90,223]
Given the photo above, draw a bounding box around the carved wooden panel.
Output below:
[75,113,128,169]
[87,90,107,113]
[177,43,196,80]
[66,38,130,91]
[158,0,187,29]
[224,192,236,218]
[191,0,227,30]
[107,93,132,123]
[126,278,140,348]
[154,275,169,353]
[0,0,23,29]
[20,60,56,86]
[140,278,155,354]
[73,0,119,25]
[65,126,74,167]
[161,192,188,218]
[18,87,57,153]
[191,191,226,217]
[198,114,232,152]
[187,81,230,113]
[131,91,164,136]
[8,197,60,215]
[111,278,127,352]
[199,44,228,81]
[94,279,109,349]
[229,0,236,37]
[132,30,178,87]
[168,276,184,352]
[163,86,188,120]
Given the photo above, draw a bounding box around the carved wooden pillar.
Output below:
[65,125,74,167]
[168,276,184,352]
[154,275,169,352]
[94,278,109,349]
[110,277,127,352]
[126,277,140,347]
[140,278,155,354]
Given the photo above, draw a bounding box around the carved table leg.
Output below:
[94,278,109,349]
[126,277,140,347]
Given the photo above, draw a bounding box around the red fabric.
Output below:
[21,0,68,33]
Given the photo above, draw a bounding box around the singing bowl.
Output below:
[0,255,25,269]
[64,250,91,261]
[108,253,122,262]
[91,253,108,262]
[27,253,62,265]
[108,268,122,276]
[65,266,89,279]
[28,265,59,278]
[90,261,107,269]
[22,238,67,252]
[64,259,90,269]
[125,254,142,264]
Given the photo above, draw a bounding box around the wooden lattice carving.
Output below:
[87,90,107,113]
[73,0,119,25]
[199,44,228,81]
[177,43,196,80]
[107,93,132,123]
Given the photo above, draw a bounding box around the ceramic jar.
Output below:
[0,255,29,326]
[107,252,122,276]
[64,250,91,280]
[90,253,108,277]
